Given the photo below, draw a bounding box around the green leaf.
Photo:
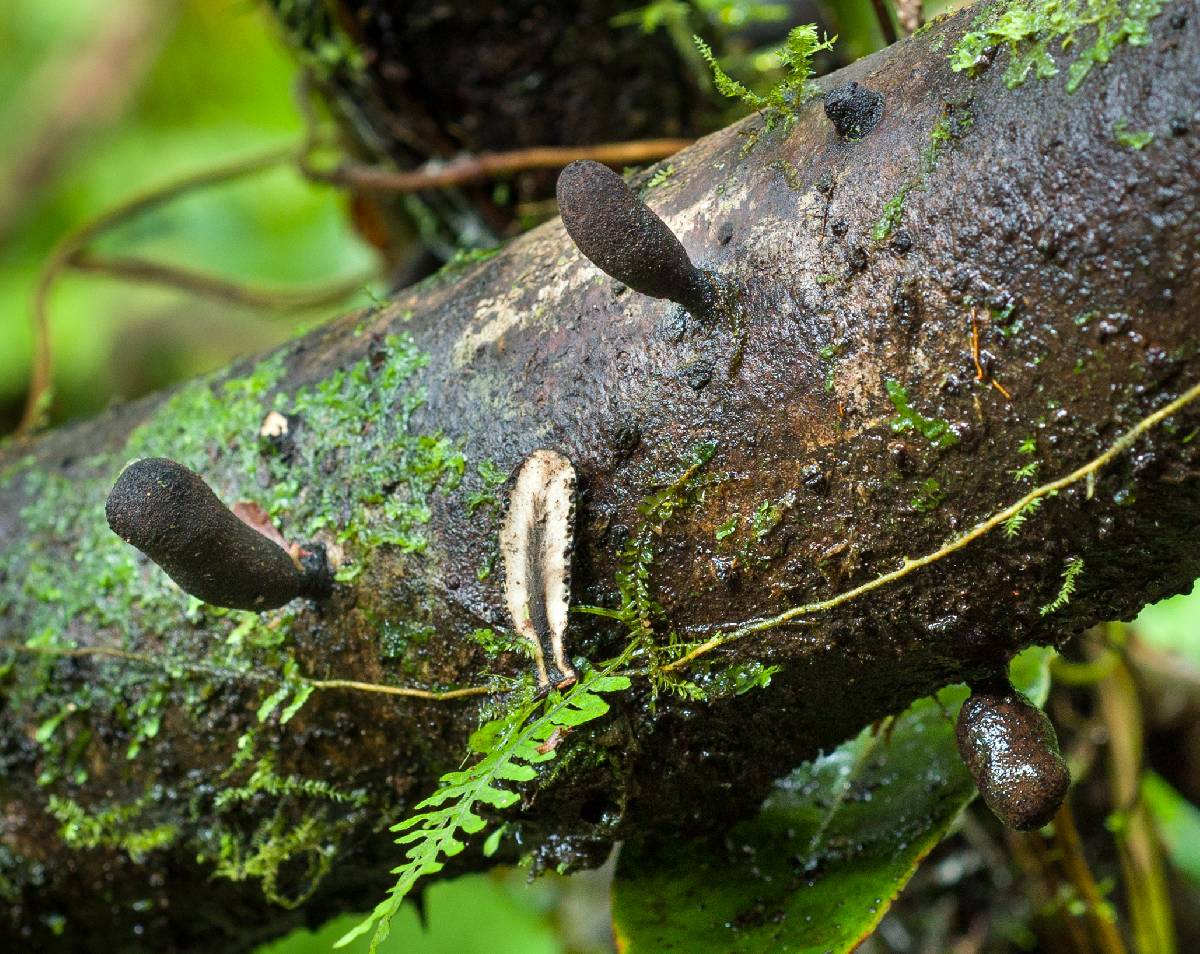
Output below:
[279,684,314,724]
[611,648,1053,953]
[481,825,507,859]
[256,684,290,723]
[1142,771,1200,888]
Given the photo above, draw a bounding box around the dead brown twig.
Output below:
[302,139,693,194]
[16,143,330,436]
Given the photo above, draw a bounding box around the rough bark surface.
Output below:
[2,2,1199,950]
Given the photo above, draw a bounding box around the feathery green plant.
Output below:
[694,24,835,131]
[1002,496,1043,538]
[336,666,632,951]
[1040,557,1085,616]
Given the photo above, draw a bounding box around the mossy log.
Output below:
[3,2,1199,949]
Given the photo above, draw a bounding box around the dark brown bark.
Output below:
[2,3,1199,950]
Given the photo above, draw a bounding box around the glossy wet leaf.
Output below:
[612,648,1053,953]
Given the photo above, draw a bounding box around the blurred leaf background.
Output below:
[0,0,376,431]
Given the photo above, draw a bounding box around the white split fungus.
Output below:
[499,449,578,689]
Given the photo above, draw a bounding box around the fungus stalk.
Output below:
[556,159,717,317]
[499,449,578,689]
[955,678,1071,831]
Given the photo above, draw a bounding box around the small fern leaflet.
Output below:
[336,667,631,951]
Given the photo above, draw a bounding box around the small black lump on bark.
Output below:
[823,82,885,142]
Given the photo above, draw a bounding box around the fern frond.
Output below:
[694,26,834,125]
[1040,557,1084,616]
[1002,496,1043,538]
[336,667,631,951]
[1010,460,1040,482]
[693,36,768,110]
[775,24,837,105]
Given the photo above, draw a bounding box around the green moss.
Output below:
[885,380,959,450]
[47,793,179,863]
[909,478,947,513]
[874,106,972,241]
[1040,556,1085,615]
[949,0,1166,92]
[751,500,784,539]
[645,165,676,189]
[267,0,367,80]
[714,515,739,541]
[419,246,503,290]
[379,619,436,660]
[873,190,910,242]
[1113,118,1154,149]
[695,25,836,134]
[1011,460,1041,482]
[0,328,475,896]
[466,459,508,514]
[208,808,354,909]
[469,627,527,658]
[284,333,464,559]
[214,752,368,811]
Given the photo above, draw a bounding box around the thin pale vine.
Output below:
[661,377,1200,673]
[0,641,492,701]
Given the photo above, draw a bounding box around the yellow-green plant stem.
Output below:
[1096,629,1177,954]
[1,641,491,702]
[663,377,1200,673]
[1052,799,1129,954]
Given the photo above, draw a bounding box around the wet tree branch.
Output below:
[2,4,1198,950]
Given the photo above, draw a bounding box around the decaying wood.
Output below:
[2,3,1198,949]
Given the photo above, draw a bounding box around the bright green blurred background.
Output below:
[0,0,377,431]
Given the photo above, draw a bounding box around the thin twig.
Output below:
[303,139,693,194]
[70,252,373,312]
[1052,799,1130,954]
[1096,633,1177,953]
[662,377,1200,672]
[868,0,900,45]
[18,143,304,436]
[0,641,492,702]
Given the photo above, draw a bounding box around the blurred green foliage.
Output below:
[0,0,376,430]
[257,872,562,954]
[4,1,1195,951]
[256,866,620,954]
[1134,582,1200,662]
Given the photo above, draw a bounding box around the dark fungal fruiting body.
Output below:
[823,82,884,142]
[556,159,717,317]
[955,678,1071,831]
[106,457,329,611]
[499,449,578,690]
